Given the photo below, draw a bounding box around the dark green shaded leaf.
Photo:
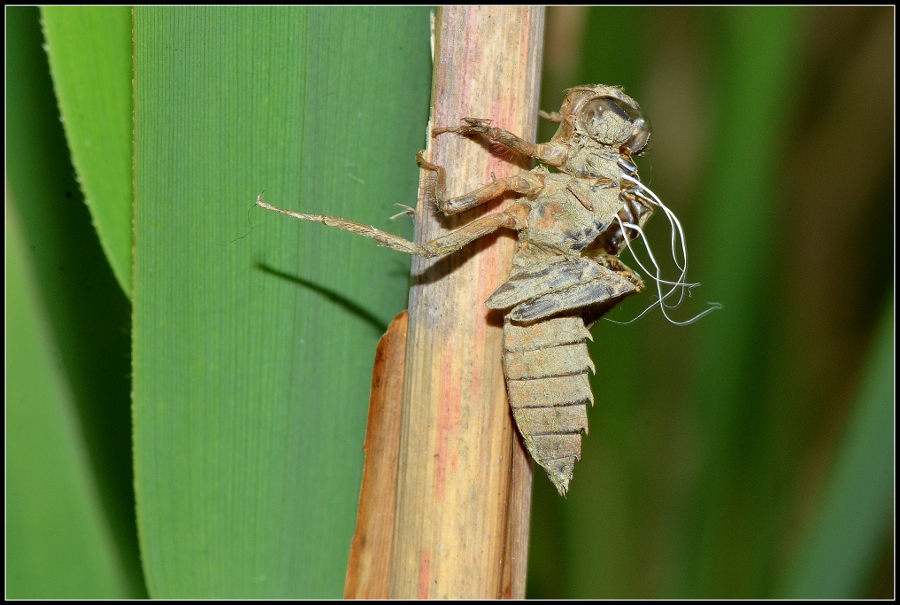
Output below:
[6,199,124,598]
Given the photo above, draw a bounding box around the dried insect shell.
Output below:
[258,84,716,495]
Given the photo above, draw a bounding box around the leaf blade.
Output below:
[779,292,895,598]
[41,6,134,295]
[132,7,431,597]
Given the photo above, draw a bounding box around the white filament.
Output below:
[607,172,721,326]
[621,172,688,275]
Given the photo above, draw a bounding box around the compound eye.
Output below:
[624,115,651,155]
[577,98,633,142]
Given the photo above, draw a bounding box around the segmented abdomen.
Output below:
[503,315,595,496]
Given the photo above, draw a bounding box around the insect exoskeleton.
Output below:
[474,85,653,495]
[484,243,643,495]
[257,84,709,495]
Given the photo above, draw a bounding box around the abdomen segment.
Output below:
[503,316,594,495]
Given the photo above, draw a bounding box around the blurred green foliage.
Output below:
[529,6,893,599]
[6,6,893,599]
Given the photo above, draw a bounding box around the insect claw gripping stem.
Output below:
[259,85,718,495]
[417,149,543,215]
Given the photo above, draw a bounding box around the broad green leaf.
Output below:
[41,6,134,295]
[6,6,144,598]
[132,7,431,597]
[779,292,894,598]
[6,197,123,598]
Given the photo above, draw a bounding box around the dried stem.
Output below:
[344,312,408,599]
[389,6,545,599]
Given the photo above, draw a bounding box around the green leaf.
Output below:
[6,197,124,598]
[6,6,144,598]
[779,292,894,598]
[132,7,431,597]
[41,6,134,296]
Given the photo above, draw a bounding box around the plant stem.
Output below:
[390,6,545,599]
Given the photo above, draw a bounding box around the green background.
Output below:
[6,6,893,598]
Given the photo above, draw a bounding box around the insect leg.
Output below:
[416,208,526,257]
[257,193,527,259]
[432,118,566,167]
[417,151,543,215]
[257,194,423,255]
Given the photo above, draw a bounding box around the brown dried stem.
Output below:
[344,312,408,599]
[390,6,545,599]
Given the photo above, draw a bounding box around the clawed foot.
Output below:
[432,117,492,138]
[390,204,416,221]
[538,109,563,123]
